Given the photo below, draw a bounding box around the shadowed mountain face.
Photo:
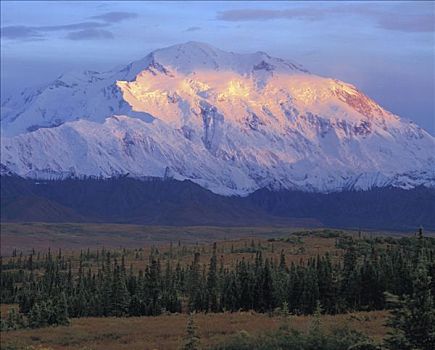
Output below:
[1,176,434,230]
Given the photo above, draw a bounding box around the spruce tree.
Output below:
[262,259,274,311]
[147,258,162,315]
[101,253,113,316]
[188,252,203,312]
[182,313,200,350]
[55,292,70,326]
[6,307,25,330]
[384,255,435,350]
[206,243,219,312]
[279,250,286,271]
[111,264,130,316]
[28,302,43,328]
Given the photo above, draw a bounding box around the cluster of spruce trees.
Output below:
[1,234,434,330]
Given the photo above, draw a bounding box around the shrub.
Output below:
[211,325,374,350]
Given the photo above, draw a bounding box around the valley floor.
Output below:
[2,225,432,349]
[0,310,388,350]
[0,222,404,256]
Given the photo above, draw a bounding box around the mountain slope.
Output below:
[2,176,434,229]
[1,42,434,195]
[0,175,310,226]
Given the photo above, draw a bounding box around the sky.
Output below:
[1,1,434,134]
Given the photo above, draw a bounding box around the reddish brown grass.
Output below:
[1,222,404,256]
[0,310,388,350]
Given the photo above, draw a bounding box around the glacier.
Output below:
[1,41,434,195]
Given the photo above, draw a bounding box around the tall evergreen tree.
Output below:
[206,243,219,312]
[55,292,70,326]
[147,258,162,315]
[111,263,130,316]
[385,255,435,350]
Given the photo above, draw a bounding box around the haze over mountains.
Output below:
[1,42,434,196]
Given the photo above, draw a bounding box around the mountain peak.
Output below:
[146,41,307,75]
[164,41,220,51]
[1,42,434,195]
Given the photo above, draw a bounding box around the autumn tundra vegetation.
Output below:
[0,228,434,349]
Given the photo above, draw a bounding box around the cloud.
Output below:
[0,26,43,40]
[0,9,138,42]
[91,11,138,23]
[377,15,435,33]
[185,26,201,32]
[1,22,109,40]
[38,22,109,31]
[1,11,138,41]
[217,9,321,22]
[66,28,114,40]
[216,4,435,33]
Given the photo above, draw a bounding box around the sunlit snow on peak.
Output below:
[1,42,433,195]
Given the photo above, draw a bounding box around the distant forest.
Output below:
[2,175,435,229]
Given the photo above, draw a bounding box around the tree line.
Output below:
[184,247,435,350]
[1,234,434,331]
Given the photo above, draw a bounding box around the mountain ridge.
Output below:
[2,175,434,230]
[1,42,434,195]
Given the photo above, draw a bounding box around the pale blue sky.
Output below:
[1,1,434,133]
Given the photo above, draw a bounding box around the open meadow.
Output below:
[0,308,388,350]
[0,222,408,256]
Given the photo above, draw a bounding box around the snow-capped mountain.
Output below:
[1,42,434,195]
